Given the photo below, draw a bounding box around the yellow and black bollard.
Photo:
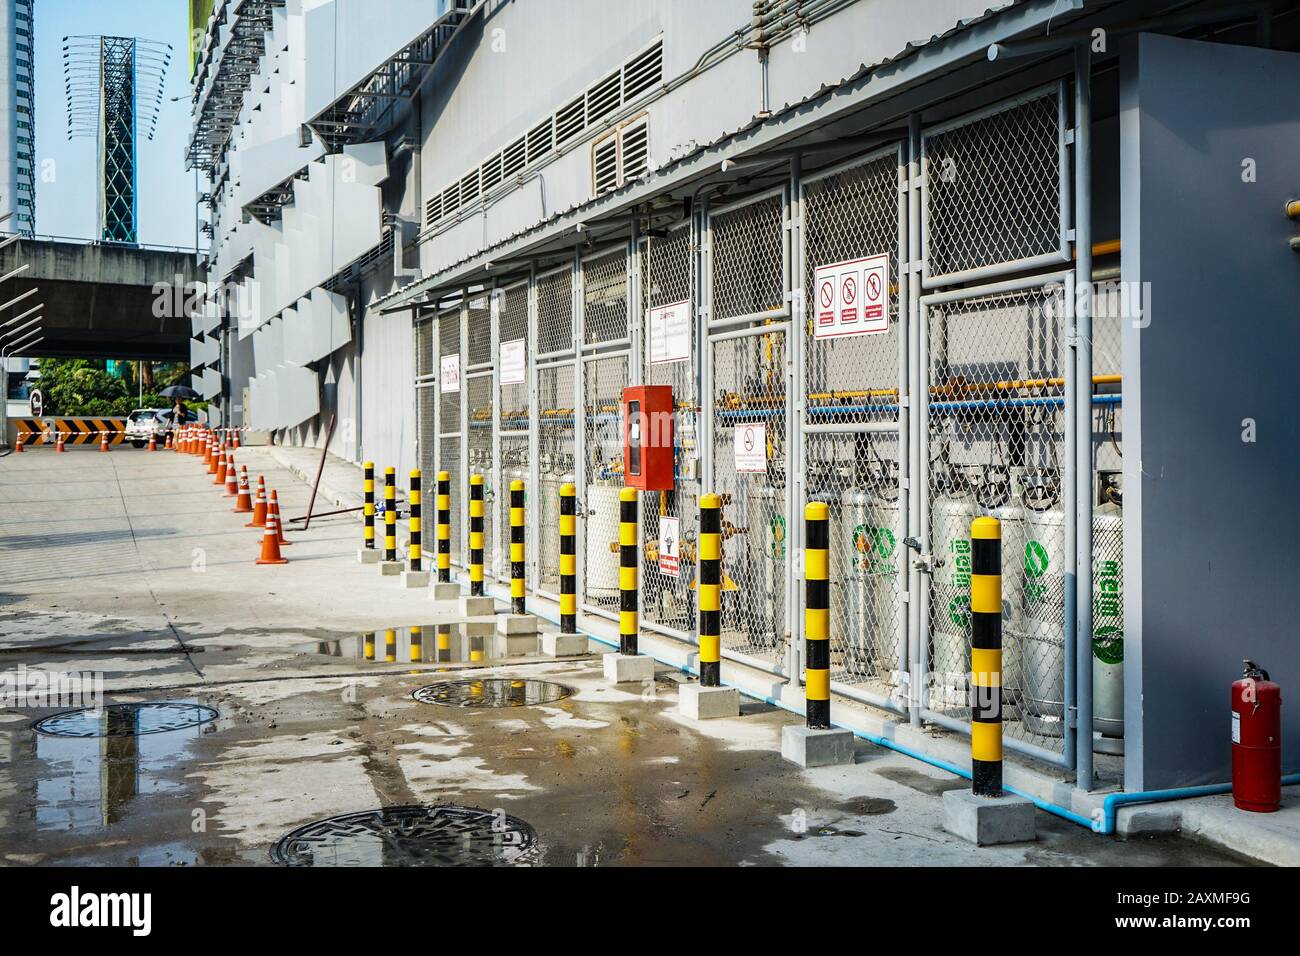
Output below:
[363,631,376,661]
[619,488,639,655]
[437,471,452,583]
[408,470,423,572]
[469,475,484,595]
[560,483,577,634]
[698,494,722,687]
[805,501,831,729]
[436,623,452,662]
[970,516,1003,797]
[384,467,397,563]
[410,625,423,663]
[509,479,526,615]
[384,628,397,663]
[356,463,377,561]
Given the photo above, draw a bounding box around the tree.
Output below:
[36,358,175,417]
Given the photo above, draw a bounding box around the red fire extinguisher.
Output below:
[1231,660,1282,812]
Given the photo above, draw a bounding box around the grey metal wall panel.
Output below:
[1121,34,1300,789]
[360,305,417,478]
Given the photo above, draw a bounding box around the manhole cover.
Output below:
[412,678,572,708]
[33,702,218,738]
[270,805,538,866]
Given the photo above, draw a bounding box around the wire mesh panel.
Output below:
[639,222,697,635]
[417,383,437,480]
[499,435,529,577]
[710,329,789,669]
[437,308,463,566]
[923,279,1068,756]
[537,362,577,595]
[536,266,573,355]
[439,436,463,567]
[582,353,629,611]
[467,372,495,577]
[922,85,1068,285]
[466,293,492,366]
[416,318,435,379]
[582,249,628,344]
[499,282,529,425]
[709,190,787,322]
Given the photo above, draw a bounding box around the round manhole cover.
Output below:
[33,702,218,738]
[271,805,538,866]
[412,678,573,708]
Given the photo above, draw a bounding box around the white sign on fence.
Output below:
[440,353,461,393]
[646,299,691,365]
[734,421,767,473]
[500,339,526,385]
[658,516,680,578]
[813,253,890,339]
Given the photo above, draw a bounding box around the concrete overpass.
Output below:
[0,236,200,361]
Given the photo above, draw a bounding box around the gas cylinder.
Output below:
[1231,660,1282,813]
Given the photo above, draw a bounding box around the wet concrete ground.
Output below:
[0,445,1253,866]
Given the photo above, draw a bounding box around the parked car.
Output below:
[125,408,198,447]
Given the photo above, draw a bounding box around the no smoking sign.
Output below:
[813,253,890,339]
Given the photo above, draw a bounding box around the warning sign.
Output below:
[500,339,526,385]
[734,421,767,474]
[813,253,890,339]
[658,516,680,578]
[440,353,461,393]
[647,299,691,365]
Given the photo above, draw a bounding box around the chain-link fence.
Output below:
[416,381,437,481]
[536,266,573,356]
[582,353,629,612]
[437,307,463,566]
[639,222,697,636]
[922,84,1068,285]
[709,190,787,323]
[923,279,1068,756]
[498,281,529,426]
[466,371,494,577]
[709,329,789,669]
[537,362,576,596]
[582,248,629,344]
[466,292,492,367]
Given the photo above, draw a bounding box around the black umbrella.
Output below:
[158,385,201,400]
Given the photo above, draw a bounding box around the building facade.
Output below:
[189,0,1300,806]
[0,0,36,235]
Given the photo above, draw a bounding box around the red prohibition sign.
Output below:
[841,274,857,305]
[865,271,882,301]
[818,280,834,308]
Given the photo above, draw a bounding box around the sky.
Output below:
[33,0,198,248]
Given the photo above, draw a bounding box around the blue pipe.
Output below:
[805,395,1122,417]
[512,591,1096,830]
[1098,774,1300,835]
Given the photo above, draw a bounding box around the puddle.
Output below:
[298,628,532,666]
[33,699,213,854]
[412,678,574,708]
[270,805,538,866]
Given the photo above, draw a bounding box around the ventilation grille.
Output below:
[427,37,664,228]
[592,118,650,197]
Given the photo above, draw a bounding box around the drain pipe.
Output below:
[1098,775,1300,836]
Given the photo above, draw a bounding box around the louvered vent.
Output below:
[427,37,664,227]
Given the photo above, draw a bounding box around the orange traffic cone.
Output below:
[246,476,268,528]
[13,433,23,452]
[203,433,213,467]
[164,432,172,450]
[148,434,157,452]
[270,490,292,546]
[233,466,253,513]
[55,433,66,453]
[231,429,240,450]
[256,493,289,565]
[100,431,110,453]
[212,442,226,482]
[224,450,239,496]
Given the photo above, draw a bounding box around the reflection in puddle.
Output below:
[302,626,538,667]
[34,699,208,851]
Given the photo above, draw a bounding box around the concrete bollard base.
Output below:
[781,724,855,768]
[496,614,538,635]
[458,620,496,638]
[603,653,656,685]
[379,561,404,576]
[541,632,589,657]
[493,633,539,658]
[401,570,430,588]
[357,549,380,564]
[459,595,495,616]
[430,582,460,601]
[942,789,1036,846]
[679,684,740,720]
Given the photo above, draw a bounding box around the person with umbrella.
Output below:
[159,384,201,431]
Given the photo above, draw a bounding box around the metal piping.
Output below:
[1074,43,1094,792]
